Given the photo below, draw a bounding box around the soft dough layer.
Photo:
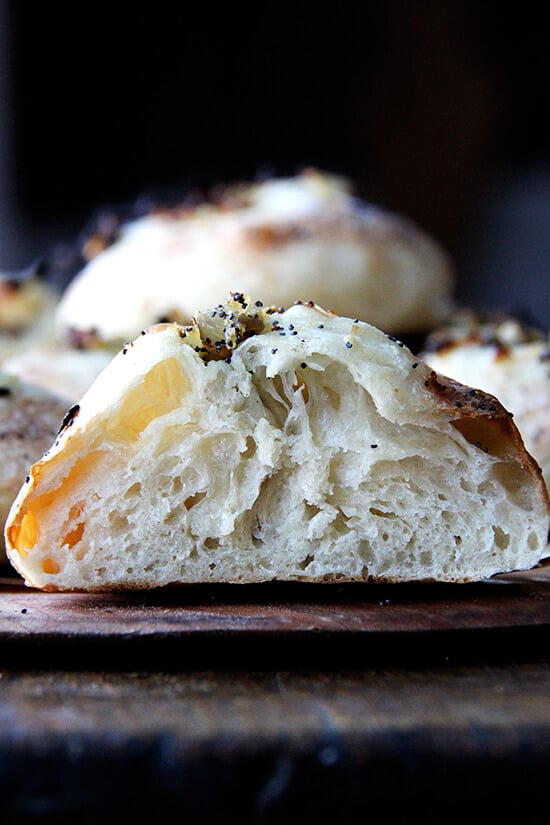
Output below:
[5,295,549,591]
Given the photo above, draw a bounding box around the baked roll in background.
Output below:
[54,169,455,350]
[5,294,548,592]
[0,265,59,363]
[0,264,112,404]
[2,346,113,406]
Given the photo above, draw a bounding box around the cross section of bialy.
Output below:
[5,293,549,591]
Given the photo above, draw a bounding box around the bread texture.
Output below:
[0,373,69,562]
[421,314,550,493]
[5,294,549,591]
[55,169,454,349]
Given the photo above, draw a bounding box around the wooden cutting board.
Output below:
[1,560,549,666]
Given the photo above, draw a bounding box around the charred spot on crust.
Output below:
[57,404,80,435]
[0,259,48,291]
[424,370,501,415]
[244,222,315,250]
[0,278,22,294]
[423,371,547,503]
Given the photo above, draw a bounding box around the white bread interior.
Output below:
[5,294,549,591]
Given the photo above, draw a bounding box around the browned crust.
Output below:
[428,336,513,359]
[424,370,550,509]
[239,206,445,256]
[34,570,500,593]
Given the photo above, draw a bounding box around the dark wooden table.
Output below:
[1,562,549,824]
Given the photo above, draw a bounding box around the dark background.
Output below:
[1,1,549,326]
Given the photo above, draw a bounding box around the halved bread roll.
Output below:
[5,294,549,591]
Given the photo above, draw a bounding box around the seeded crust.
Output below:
[0,373,69,561]
[55,169,455,349]
[5,294,549,592]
